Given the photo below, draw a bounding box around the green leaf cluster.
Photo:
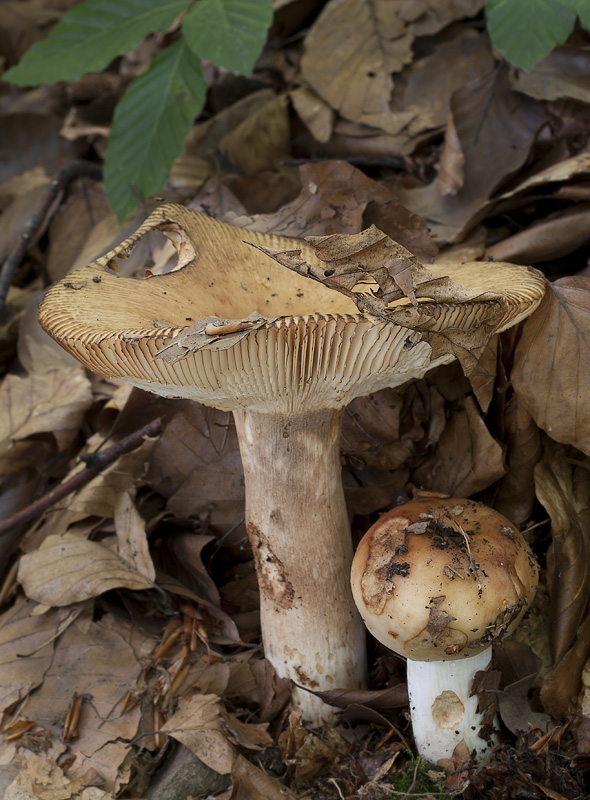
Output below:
[486,0,590,71]
[4,0,273,220]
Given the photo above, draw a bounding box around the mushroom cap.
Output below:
[39,204,545,413]
[350,496,538,661]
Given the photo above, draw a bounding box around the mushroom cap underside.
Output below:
[351,496,538,661]
[38,204,545,412]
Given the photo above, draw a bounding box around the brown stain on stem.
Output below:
[247,521,294,609]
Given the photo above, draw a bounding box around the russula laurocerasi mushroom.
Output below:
[350,496,538,761]
[38,204,544,724]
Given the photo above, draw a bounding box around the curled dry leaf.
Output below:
[495,396,542,525]
[113,490,155,582]
[155,313,279,361]
[513,277,590,454]
[540,616,590,719]
[413,395,505,496]
[534,443,590,664]
[18,532,154,607]
[254,225,501,311]
[228,754,297,800]
[160,694,236,775]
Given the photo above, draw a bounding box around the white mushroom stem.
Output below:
[406,649,498,763]
[233,407,367,724]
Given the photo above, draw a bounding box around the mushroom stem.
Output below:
[233,407,367,724]
[406,649,498,763]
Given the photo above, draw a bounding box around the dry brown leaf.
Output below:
[0,598,83,714]
[148,402,245,544]
[256,225,501,316]
[398,67,546,243]
[155,313,280,360]
[388,28,494,152]
[46,185,112,283]
[0,114,79,185]
[113,490,156,582]
[534,443,590,663]
[414,395,506,496]
[221,711,273,751]
[541,616,590,718]
[512,277,590,454]
[220,94,290,175]
[510,45,590,104]
[495,396,542,525]
[402,0,486,37]
[228,754,296,800]
[160,694,236,774]
[300,0,414,133]
[227,160,436,260]
[436,111,465,196]
[17,298,81,375]
[4,754,111,800]
[17,532,154,606]
[0,366,92,467]
[14,616,152,791]
[486,205,590,264]
[66,436,157,518]
[342,389,407,471]
[495,152,590,201]
[290,86,335,144]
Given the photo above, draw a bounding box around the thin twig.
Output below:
[0,160,103,313]
[0,418,162,538]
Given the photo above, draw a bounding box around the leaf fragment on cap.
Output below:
[155,312,280,362]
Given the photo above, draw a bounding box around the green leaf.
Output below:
[4,0,189,86]
[486,0,577,71]
[182,0,273,76]
[104,37,207,221]
[573,0,590,28]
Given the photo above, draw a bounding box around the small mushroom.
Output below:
[350,496,538,761]
[38,204,544,724]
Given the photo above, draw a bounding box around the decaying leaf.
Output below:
[513,277,590,454]
[10,616,153,791]
[534,443,590,663]
[160,693,237,775]
[300,0,414,133]
[155,313,280,362]
[495,396,542,525]
[0,598,83,713]
[0,366,92,474]
[113,490,156,582]
[227,754,297,800]
[253,225,501,310]
[226,161,437,260]
[18,532,155,606]
[413,395,505,496]
[148,402,246,546]
[5,753,114,800]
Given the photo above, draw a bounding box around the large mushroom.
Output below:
[38,204,544,723]
[350,496,539,761]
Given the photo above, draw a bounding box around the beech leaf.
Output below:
[18,533,154,606]
[513,276,590,454]
[534,443,590,663]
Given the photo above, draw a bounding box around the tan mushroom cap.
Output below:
[351,496,538,661]
[39,204,545,413]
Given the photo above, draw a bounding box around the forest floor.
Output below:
[1,1,590,798]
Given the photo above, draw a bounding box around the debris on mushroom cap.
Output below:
[255,227,547,375]
[350,496,538,661]
[38,204,545,411]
